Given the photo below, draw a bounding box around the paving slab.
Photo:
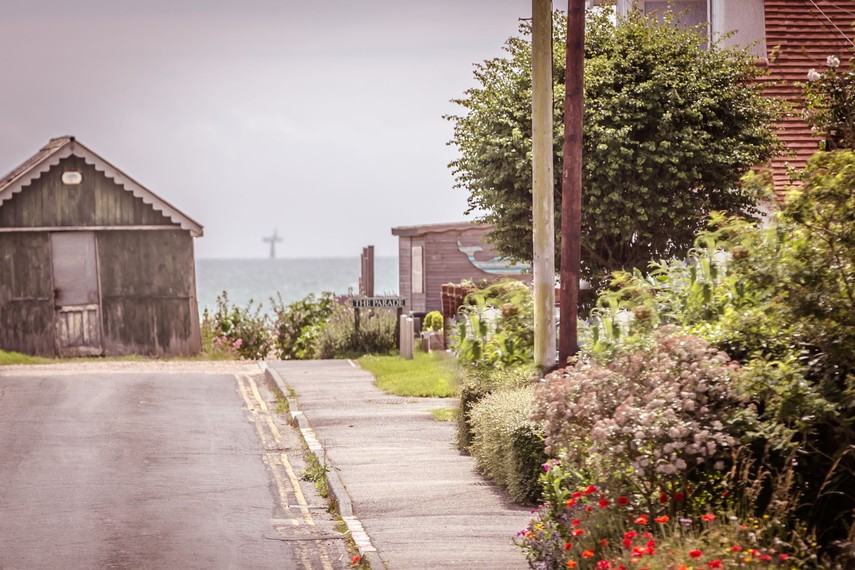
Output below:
[267,359,531,570]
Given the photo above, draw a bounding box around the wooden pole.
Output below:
[559,0,585,364]
[532,0,557,370]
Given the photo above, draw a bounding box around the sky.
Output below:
[0,0,535,259]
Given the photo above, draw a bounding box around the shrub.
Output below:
[422,311,443,332]
[451,280,534,368]
[314,303,397,359]
[516,462,817,570]
[457,365,536,451]
[803,52,855,150]
[468,385,546,504]
[534,328,742,503]
[206,291,272,360]
[271,291,336,360]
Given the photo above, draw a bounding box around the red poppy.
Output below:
[689,550,703,558]
[759,554,772,562]
[701,513,716,522]
[572,519,581,527]
[624,531,638,539]
[646,540,656,548]
[351,555,361,565]
[654,515,669,523]
[581,549,595,558]
[623,538,632,548]
[572,529,584,536]
[632,547,646,558]
[597,561,612,570]
[642,532,653,539]
[567,562,578,569]
[566,498,576,508]
[585,505,593,512]
[658,492,668,504]
[600,539,608,547]
[731,545,742,552]
[583,485,598,495]
[779,554,790,561]
[572,491,583,499]
[618,496,629,505]
[563,542,572,551]
[673,492,685,502]
[599,498,610,508]
[708,561,722,569]
[634,515,648,525]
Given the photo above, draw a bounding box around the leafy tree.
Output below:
[447,7,779,288]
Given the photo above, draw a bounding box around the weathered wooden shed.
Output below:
[0,136,203,357]
[391,221,530,314]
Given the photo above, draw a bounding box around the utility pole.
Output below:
[532,0,556,369]
[559,0,585,363]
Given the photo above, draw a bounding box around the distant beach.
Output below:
[195,257,399,316]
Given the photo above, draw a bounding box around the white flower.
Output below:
[808,68,821,82]
[827,55,840,68]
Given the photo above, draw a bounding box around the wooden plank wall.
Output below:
[423,227,530,313]
[0,233,55,354]
[0,156,175,228]
[98,230,201,356]
[397,236,412,309]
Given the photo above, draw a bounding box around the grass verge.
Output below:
[357,351,458,397]
[429,407,458,422]
[0,350,56,365]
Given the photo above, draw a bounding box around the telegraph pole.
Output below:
[559,0,585,363]
[532,0,556,369]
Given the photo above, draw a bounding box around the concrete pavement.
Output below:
[266,360,531,570]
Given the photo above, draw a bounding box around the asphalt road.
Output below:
[0,365,349,570]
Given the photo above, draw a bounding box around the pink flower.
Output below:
[233,338,244,349]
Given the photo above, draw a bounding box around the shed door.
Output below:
[50,232,103,356]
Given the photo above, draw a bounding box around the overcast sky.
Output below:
[0,0,534,258]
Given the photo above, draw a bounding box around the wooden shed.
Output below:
[391,221,530,314]
[0,136,203,357]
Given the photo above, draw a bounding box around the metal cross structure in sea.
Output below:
[262,230,282,259]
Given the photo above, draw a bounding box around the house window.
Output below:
[411,245,424,295]
[644,0,708,30]
[619,0,766,58]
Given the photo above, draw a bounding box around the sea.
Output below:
[195,257,399,316]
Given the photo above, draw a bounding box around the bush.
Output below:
[422,311,443,332]
[516,462,817,570]
[205,291,272,360]
[468,385,546,504]
[534,328,742,504]
[271,292,336,360]
[315,303,397,359]
[451,280,534,368]
[803,52,855,150]
[457,365,536,451]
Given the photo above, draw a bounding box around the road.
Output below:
[0,362,350,570]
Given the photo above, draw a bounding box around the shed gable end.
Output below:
[0,156,176,229]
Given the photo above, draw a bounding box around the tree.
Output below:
[446,8,779,289]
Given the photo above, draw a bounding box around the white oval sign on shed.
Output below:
[61,171,83,185]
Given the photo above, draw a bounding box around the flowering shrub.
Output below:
[314,303,397,359]
[271,291,336,360]
[516,462,814,569]
[533,329,741,501]
[803,53,855,150]
[206,291,272,360]
[451,280,534,368]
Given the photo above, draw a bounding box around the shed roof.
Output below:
[391,221,491,238]
[0,136,203,237]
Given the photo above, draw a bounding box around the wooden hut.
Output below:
[391,221,530,314]
[0,136,203,357]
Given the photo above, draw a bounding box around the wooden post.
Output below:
[532,0,557,369]
[559,0,585,364]
[395,306,402,347]
[366,245,374,298]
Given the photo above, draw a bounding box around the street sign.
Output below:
[350,297,406,309]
